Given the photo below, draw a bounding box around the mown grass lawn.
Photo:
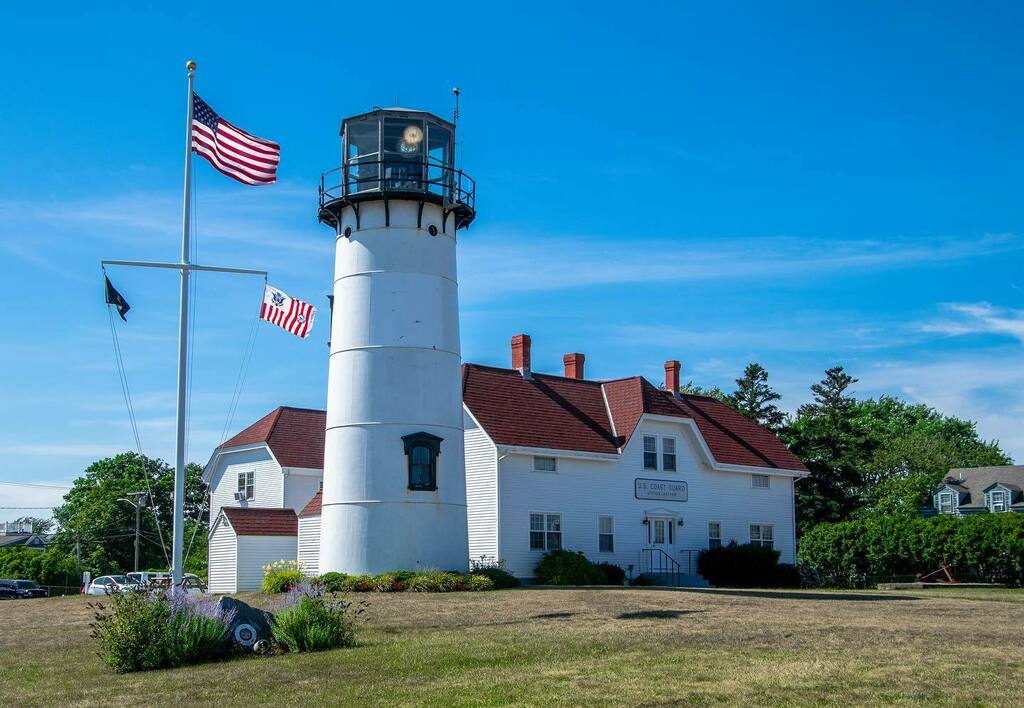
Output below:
[2,586,1023,706]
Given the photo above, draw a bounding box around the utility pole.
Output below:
[117,491,149,573]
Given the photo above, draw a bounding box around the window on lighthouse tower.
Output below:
[402,432,443,491]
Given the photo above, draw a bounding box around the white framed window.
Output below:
[749,524,774,549]
[318,480,324,491]
[708,521,721,550]
[643,435,658,470]
[530,513,561,551]
[237,470,254,500]
[599,515,614,552]
[938,491,955,513]
[653,519,666,544]
[533,456,557,473]
[662,437,677,472]
[990,490,1008,513]
[751,474,770,489]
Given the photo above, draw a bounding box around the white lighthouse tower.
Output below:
[316,107,475,574]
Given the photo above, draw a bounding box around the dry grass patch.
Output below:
[1,586,1022,706]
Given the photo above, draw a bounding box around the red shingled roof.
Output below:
[462,365,619,454]
[219,406,326,469]
[300,491,322,517]
[217,365,805,477]
[221,507,298,536]
[463,364,806,472]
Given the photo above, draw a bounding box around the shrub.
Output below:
[630,574,655,586]
[372,571,416,592]
[772,563,802,589]
[462,574,496,591]
[319,572,349,592]
[697,542,790,588]
[596,562,626,585]
[800,513,1024,588]
[271,584,360,653]
[341,574,374,592]
[406,571,463,592]
[90,590,234,673]
[470,566,519,589]
[534,550,606,586]
[262,560,305,594]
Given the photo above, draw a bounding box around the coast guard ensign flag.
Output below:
[261,285,316,338]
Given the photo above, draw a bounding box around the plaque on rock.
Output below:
[217,596,276,651]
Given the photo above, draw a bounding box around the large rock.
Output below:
[217,596,275,652]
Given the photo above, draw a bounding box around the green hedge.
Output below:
[534,550,607,585]
[0,547,78,588]
[799,513,1024,588]
[697,542,800,588]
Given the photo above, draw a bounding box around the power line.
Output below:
[0,506,57,510]
[0,481,71,490]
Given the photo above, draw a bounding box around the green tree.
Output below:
[678,379,730,404]
[784,367,1012,532]
[14,516,54,534]
[784,367,864,531]
[727,363,787,432]
[49,452,207,575]
[858,398,1009,515]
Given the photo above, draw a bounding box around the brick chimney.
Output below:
[511,334,532,379]
[664,360,681,395]
[563,352,586,380]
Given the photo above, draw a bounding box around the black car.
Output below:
[12,580,48,598]
[0,580,18,600]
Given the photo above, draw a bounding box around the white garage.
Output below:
[208,507,298,594]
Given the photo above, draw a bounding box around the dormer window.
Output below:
[402,432,443,491]
[989,490,1008,513]
[938,491,955,514]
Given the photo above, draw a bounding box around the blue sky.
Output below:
[2,2,1023,519]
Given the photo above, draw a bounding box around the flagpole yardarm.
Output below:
[170,61,196,586]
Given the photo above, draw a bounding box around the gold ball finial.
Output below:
[185,60,197,72]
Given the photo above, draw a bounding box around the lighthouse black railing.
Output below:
[319,159,476,213]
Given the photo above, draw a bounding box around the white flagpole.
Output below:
[171,60,197,586]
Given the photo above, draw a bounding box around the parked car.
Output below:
[0,579,19,600]
[84,575,141,595]
[11,579,48,598]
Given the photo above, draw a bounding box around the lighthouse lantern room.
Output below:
[317,107,475,575]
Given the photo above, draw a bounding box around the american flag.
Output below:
[191,94,280,185]
[261,284,316,338]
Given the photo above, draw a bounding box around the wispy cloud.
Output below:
[920,302,1024,343]
[460,232,1020,301]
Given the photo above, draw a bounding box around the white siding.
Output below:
[284,471,323,519]
[297,515,321,576]
[207,518,237,594]
[496,417,801,580]
[236,535,298,592]
[208,447,283,522]
[464,410,498,565]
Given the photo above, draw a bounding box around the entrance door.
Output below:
[648,517,674,549]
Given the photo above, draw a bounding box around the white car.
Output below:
[84,575,142,595]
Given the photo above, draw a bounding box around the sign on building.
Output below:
[634,478,688,502]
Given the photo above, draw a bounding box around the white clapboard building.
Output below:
[204,335,806,588]
[203,105,806,589]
